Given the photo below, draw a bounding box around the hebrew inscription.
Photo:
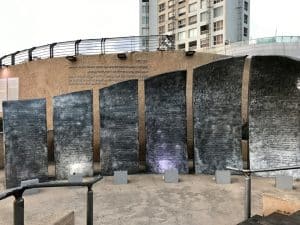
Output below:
[193,57,245,174]
[3,99,48,188]
[249,56,300,177]
[53,90,93,179]
[145,71,188,174]
[100,80,139,175]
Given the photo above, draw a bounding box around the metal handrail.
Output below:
[226,165,300,220]
[0,175,103,225]
[0,35,175,67]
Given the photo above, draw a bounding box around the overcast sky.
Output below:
[0,0,300,56]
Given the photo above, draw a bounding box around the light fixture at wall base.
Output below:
[65,55,77,62]
[117,53,127,60]
[185,50,195,57]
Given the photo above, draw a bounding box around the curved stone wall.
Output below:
[249,56,300,177]
[193,57,245,174]
[145,71,188,173]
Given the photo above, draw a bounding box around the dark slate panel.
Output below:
[145,71,188,174]
[3,99,48,188]
[53,90,93,179]
[100,80,139,175]
[193,57,245,174]
[249,56,300,177]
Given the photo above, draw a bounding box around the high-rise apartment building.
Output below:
[140,0,250,51]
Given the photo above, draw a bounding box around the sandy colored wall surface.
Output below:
[0,51,226,161]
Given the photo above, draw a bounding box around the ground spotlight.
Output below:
[185,50,195,57]
[65,55,77,62]
[117,53,127,60]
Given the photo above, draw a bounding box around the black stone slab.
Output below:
[249,56,300,177]
[193,57,245,174]
[145,71,188,174]
[3,99,48,188]
[53,90,93,179]
[100,80,139,175]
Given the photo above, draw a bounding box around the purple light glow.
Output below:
[158,159,176,173]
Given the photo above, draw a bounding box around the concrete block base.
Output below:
[114,171,128,185]
[164,168,179,183]
[215,170,231,184]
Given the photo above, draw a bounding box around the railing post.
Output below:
[244,172,251,220]
[50,43,57,58]
[75,40,81,56]
[11,51,20,65]
[14,196,24,225]
[28,47,36,61]
[87,186,93,225]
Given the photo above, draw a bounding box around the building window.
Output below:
[244,14,248,24]
[189,2,197,13]
[200,0,206,9]
[142,28,148,35]
[200,38,209,48]
[142,5,149,13]
[178,7,186,17]
[168,12,175,19]
[168,23,174,31]
[244,27,248,37]
[178,0,185,5]
[200,11,207,22]
[142,16,149,24]
[189,41,197,50]
[168,0,175,7]
[178,31,186,41]
[189,28,197,38]
[244,1,249,11]
[159,3,165,12]
[159,26,165,34]
[213,20,223,31]
[200,24,209,35]
[178,19,186,28]
[213,34,223,45]
[159,14,165,23]
[178,43,186,50]
[214,6,223,18]
[189,15,197,25]
[213,0,223,4]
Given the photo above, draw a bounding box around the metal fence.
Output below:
[0,35,175,67]
[0,175,102,225]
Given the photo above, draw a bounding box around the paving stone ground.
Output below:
[0,164,299,225]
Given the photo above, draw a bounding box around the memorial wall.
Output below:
[0,51,224,161]
[3,99,48,188]
[145,71,188,173]
[53,90,93,179]
[193,57,245,174]
[100,80,139,175]
[249,56,300,177]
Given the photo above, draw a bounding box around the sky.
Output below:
[0,0,300,56]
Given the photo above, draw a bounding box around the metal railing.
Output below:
[0,35,175,67]
[227,165,300,220]
[0,175,103,225]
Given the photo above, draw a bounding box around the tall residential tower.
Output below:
[140,0,250,51]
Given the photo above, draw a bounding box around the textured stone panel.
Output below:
[249,56,300,177]
[100,80,139,175]
[53,90,93,179]
[0,133,3,169]
[193,57,245,174]
[3,99,48,188]
[145,71,188,173]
